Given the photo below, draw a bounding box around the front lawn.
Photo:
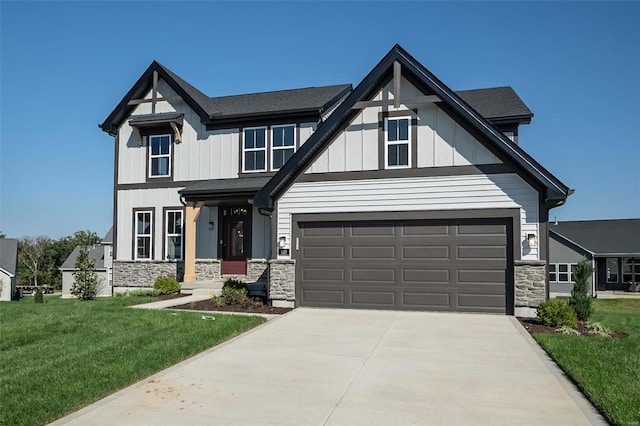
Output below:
[0,296,266,426]
[533,299,640,425]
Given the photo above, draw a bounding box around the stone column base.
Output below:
[515,260,546,313]
[269,259,295,304]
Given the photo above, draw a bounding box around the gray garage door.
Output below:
[296,219,511,313]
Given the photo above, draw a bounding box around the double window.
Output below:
[165,210,183,260]
[242,125,296,172]
[135,210,153,260]
[622,258,640,283]
[149,135,171,177]
[385,117,411,168]
[549,263,578,283]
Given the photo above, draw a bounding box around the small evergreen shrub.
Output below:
[569,258,594,321]
[221,287,247,305]
[537,299,578,328]
[222,278,247,291]
[153,276,180,295]
[34,288,44,304]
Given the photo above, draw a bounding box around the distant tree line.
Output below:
[17,230,101,289]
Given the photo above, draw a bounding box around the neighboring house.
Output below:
[549,219,640,296]
[60,228,113,297]
[100,44,570,316]
[0,238,19,301]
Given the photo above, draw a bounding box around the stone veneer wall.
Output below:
[514,260,546,308]
[247,259,268,283]
[268,259,295,302]
[113,259,221,287]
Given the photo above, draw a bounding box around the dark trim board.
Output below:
[291,209,517,314]
[297,164,516,182]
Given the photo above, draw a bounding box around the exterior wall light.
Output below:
[208,221,214,230]
[527,233,537,248]
[278,236,287,248]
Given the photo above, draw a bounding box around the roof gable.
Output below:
[254,44,570,209]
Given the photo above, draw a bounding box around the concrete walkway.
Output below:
[51,309,605,426]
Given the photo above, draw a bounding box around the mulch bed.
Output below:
[517,317,628,339]
[172,298,293,315]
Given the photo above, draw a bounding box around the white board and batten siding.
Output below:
[277,174,540,261]
[307,77,501,174]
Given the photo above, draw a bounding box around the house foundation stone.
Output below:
[269,259,295,303]
[195,259,221,281]
[113,259,222,287]
[515,260,546,314]
[247,259,268,283]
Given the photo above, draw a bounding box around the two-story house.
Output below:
[100,45,570,316]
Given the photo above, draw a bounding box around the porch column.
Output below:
[183,201,203,283]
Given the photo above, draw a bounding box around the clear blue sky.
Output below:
[1,1,639,239]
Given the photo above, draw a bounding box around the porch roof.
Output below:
[550,219,640,256]
[179,176,271,202]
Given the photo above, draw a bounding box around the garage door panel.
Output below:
[302,267,344,282]
[302,289,345,304]
[351,268,396,283]
[402,246,450,259]
[350,246,396,260]
[401,224,449,236]
[402,292,451,308]
[297,218,510,313]
[457,245,506,260]
[302,246,345,260]
[457,224,506,235]
[403,269,450,283]
[350,225,396,236]
[351,291,396,306]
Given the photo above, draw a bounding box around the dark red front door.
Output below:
[221,207,250,275]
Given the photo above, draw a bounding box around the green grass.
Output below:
[534,299,640,425]
[0,295,266,426]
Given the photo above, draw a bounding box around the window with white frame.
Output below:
[165,210,183,260]
[271,125,295,170]
[135,211,153,260]
[149,135,171,177]
[549,263,578,283]
[385,117,410,168]
[243,127,267,172]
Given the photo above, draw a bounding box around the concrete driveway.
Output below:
[52,309,604,425]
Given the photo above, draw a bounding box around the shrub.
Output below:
[153,276,180,295]
[212,294,225,307]
[222,278,247,291]
[555,325,580,336]
[71,245,98,301]
[221,287,247,305]
[34,288,44,304]
[537,299,578,328]
[586,322,613,337]
[569,258,594,321]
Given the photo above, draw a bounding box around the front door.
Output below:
[220,206,251,275]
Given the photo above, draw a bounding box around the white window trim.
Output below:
[384,116,411,169]
[165,210,184,261]
[135,210,153,260]
[242,127,268,173]
[271,124,296,171]
[551,263,578,283]
[148,134,172,178]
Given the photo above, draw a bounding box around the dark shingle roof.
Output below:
[0,239,18,276]
[60,245,106,270]
[180,177,271,198]
[456,87,533,122]
[551,219,640,255]
[206,85,352,118]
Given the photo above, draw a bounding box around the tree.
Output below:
[0,231,5,238]
[71,244,98,300]
[18,236,52,287]
[569,258,594,321]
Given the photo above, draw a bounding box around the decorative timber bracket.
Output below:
[352,61,441,110]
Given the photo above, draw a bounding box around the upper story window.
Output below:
[385,117,410,168]
[243,127,267,173]
[135,210,153,260]
[149,135,171,177]
[271,125,296,170]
